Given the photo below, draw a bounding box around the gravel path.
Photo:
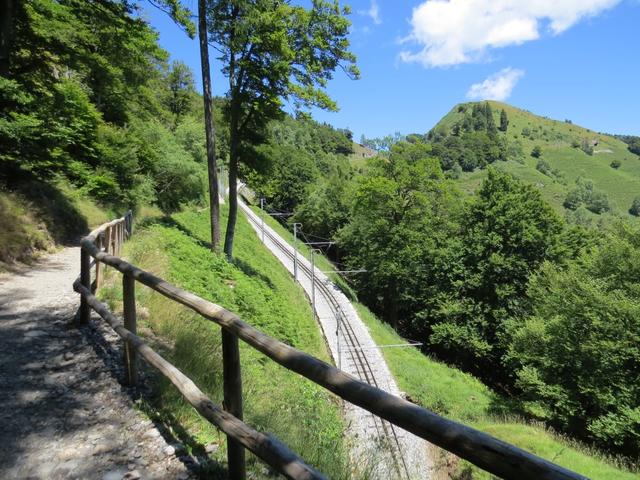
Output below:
[239,200,434,479]
[0,247,195,480]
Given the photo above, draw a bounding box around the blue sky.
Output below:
[141,0,640,139]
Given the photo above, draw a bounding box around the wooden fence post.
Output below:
[116,222,122,256]
[222,330,245,479]
[94,233,102,291]
[127,210,133,238]
[123,273,137,386]
[107,226,113,255]
[79,247,91,324]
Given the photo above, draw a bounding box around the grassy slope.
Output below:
[436,101,640,216]
[239,203,636,478]
[356,304,637,479]
[100,205,349,478]
[0,179,112,270]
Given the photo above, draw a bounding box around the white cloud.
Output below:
[359,0,382,25]
[400,0,620,67]
[467,68,525,101]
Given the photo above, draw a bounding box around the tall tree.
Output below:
[338,141,459,328]
[0,0,13,77]
[149,0,220,249]
[427,169,564,376]
[508,223,640,455]
[166,60,196,128]
[207,0,359,260]
[484,102,497,136]
[198,0,221,251]
[499,108,509,132]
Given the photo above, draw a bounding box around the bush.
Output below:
[563,188,583,210]
[531,145,542,158]
[564,178,610,214]
[586,191,610,214]
[629,197,640,216]
[610,159,622,169]
[508,225,640,455]
[536,159,552,176]
[581,139,594,156]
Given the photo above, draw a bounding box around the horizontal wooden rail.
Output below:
[73,280,325,480]
[79,234,587,480]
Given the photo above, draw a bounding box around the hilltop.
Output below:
[431,101,640,218]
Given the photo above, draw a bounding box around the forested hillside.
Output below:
[0,0,215,265]
[251,106,640,467]
[1,0,212,210]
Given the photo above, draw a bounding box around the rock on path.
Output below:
[0,247,193,479]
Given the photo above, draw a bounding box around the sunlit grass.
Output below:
[100,205,350,478]
[355,303,639,479]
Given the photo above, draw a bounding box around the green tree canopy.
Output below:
[206,0,359,258]
[338,141,460,327]
[424,169,565,375]
[499,108,509,132]
[508,223,640,455]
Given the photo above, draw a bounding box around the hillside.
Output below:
[0,177,111,271]
[99,205,349,478]
[235,203,638,479]
[432,101,640,217]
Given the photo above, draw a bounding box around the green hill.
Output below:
[432,101,640,217]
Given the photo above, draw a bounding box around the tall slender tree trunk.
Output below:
[0,0,14,77]
[224,112,239,260]
[198,0,220,251]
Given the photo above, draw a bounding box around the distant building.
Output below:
[358,144,376,158]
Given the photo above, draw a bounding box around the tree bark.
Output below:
[224,112,238,260]
[198,0,220,251]
[0,0,14,77]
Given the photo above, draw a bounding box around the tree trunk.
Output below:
[224,117,238,260]
[0,0,14,77]
[198,0,220,251]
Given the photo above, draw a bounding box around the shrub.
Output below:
[581,139,594,156]
[585,191,610,214]
[531,145,542,158]
[536,159,552,176]
[563,188,583,210]
[508,225,640,455]
[610,159,621,169]
[629,197,640,216]
[564,178,610,214]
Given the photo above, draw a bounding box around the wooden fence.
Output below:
[74,212,588,480]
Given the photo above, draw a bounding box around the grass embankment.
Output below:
[100,205,349,479]
[0,177,112,270]
[355,304,638,479]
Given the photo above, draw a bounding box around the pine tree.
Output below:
[485,103,497,135]
[499,108,509,132]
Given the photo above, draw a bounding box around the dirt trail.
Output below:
[0,247,194,480]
